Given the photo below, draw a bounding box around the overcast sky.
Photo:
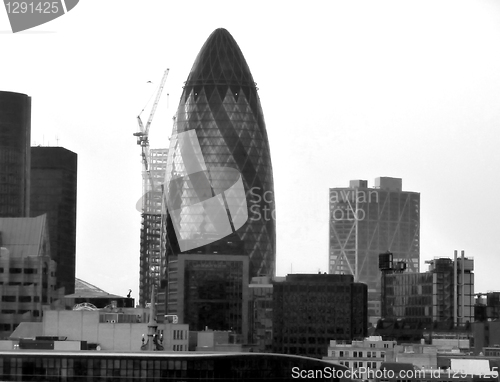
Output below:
[1,0,499,302]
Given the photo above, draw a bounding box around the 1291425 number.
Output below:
[5,2,59,14]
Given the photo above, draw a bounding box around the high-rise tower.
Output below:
[329,177,419,323]
[139,148,168,308]
[30,147,77,295]
[162,29,275,335]
[0,91,31,217]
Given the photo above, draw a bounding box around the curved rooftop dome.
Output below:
[186,28,256,87]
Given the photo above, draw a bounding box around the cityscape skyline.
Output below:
[1,1,499,303]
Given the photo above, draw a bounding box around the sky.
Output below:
[1,0,500,303]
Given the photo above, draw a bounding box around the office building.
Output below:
[0,215,64,339]
[162,28,275,337]
[474,291,500,322]
[272,274,367,358]
[248,276,274,352]
[329,177,420,322]
[0,91,31,218]
[474,320,500,355]
[171,253,249,340]
[139,148,168,308]
[380,252,474,328]
[323,337,397,376]
[30,147,77,295]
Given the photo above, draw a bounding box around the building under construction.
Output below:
[139,148,168,309]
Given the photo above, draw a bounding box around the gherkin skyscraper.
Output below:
[162,29,275,331]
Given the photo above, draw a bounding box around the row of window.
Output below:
[336,350,386,358]
[281,346,324,355]
[339,361,379,369]
[0,268,39,274]
[1,309,40,316]
[281,337,328,345]
[1,295,46,303]
[0,323,18,331]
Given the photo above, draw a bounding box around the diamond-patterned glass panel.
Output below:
[164,28,275,279]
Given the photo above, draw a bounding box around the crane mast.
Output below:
[134,68,169,309]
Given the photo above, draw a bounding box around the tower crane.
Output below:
[134,68,169,308]
[133,68,169,191]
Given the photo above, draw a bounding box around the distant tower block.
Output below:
[329,177,420,297]
[30,147,77,295]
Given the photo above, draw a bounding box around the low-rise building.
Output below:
[323,336,395,377]
[0,215,64,339]
[6,307,189,352]
[395,343,438,369]
[380,253,474,329]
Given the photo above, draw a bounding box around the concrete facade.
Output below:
[0,215,63,339]
[42,310,189,352]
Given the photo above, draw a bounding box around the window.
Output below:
[2,296,16,302]
[19,296,31,303]
[383,343,389,348]
[9,268,22,274]
[370,343,376,348]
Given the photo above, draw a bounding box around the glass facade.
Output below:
[381,257,474,327]
[0,351,345,381]
[382,272,434,324]
[0,91,31,218]
[163,29,275,317]
[329,178,420,300]
[30,147,78,295]
[184,258,244,332]
[273,274,367,358]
